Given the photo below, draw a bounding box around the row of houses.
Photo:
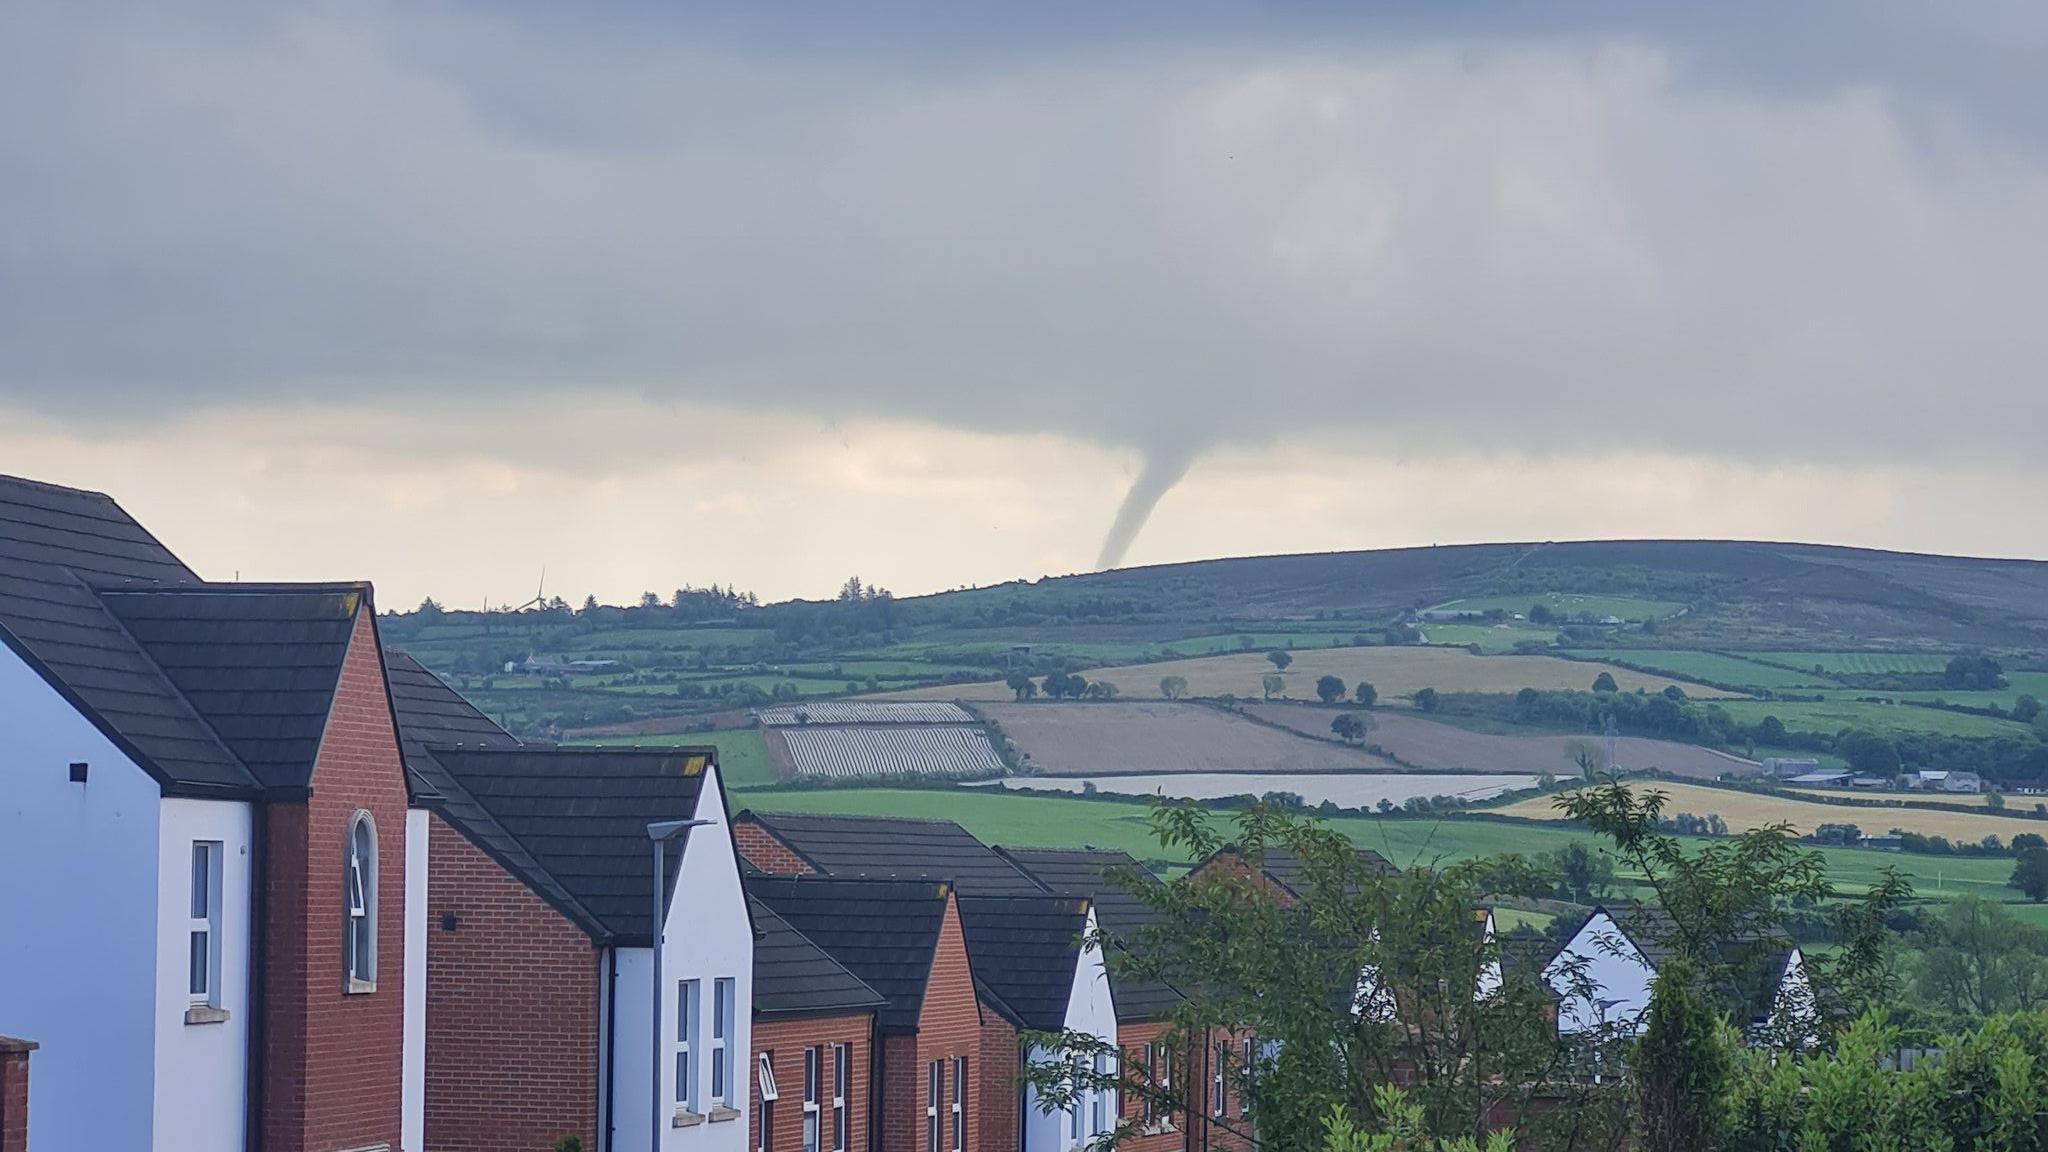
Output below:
[0,473,1811,1152]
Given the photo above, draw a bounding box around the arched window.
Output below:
[346,812,376,989]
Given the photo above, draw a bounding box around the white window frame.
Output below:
[712,977,735,1107]
[950,1055,965,1152]
[758,1052,779,1152]
[926,1060,941,1152]
[1238,1038,1253,1118]
[1069,1056,1084,1142]
[1140,1043,1156,1128]
[831,1043,848,1152]
[803,1046,821,1152]
[345,813,376,990]
[1157,1045,1174,1131]
[188,841,222,1007]
[1211,1044,1226,1119]
[676,978,700,1111]
[1088,1051,1105,1137]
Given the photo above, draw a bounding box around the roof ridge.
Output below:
[70,569,258,790]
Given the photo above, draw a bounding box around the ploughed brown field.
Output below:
[886,645,1744,704]
[1241,703,1760,780]
[978,701,1402,776]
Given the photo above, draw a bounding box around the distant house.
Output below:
[1908,769,1985,793]
[1542,907,1812,1042]
[1187,845,1397,905]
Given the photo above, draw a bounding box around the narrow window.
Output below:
[1069,1056,1084,1140]
[344,814,376,987]
[1140,1043,1156,1127]
[831,1043,848,1152]
[712,977,735,1107]
[950,1055,965,1152]
[1088,1052,1105,1136]
[758,1052,780,1152]
[1238,1038,1252,1118]
[926,1060,941,1152]
[1157,1046,1173,1129]
[676,979,700,1110]
[1211,1045,1226,1119]
[188,841,222,1006]
[803,1046,821,1152]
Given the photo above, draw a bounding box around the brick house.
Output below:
[0,474,415,1152]
[746,877,982,1152]
[735,814,1134,1152]
[748,898,886,1152]
[385,652,754,1152]
[1187,845,1394,907]
[995,849,1252,1152]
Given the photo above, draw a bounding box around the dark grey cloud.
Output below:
[4,1,2047,562]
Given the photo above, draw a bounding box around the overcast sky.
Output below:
[4,2,2046,606]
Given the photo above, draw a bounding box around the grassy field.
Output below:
[1418,624,1560,652]
[1735,652,1954,676]
[1429,594,1688,621]
[887,646,1745,705]
[1495,780,2048,843]
[1565,650,1839,690]
[727,784,2025,903]
[1714,698,2033,740]
[569,727,778,787]
[980,701,1399,775]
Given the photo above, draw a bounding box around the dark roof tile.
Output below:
[738,811,1045,895]
[956,895,1091,1032]
[750,897,888,1019]
[747,875,954,1033]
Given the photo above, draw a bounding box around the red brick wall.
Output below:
[1115,1021,1183,1152]
[263,605,410,1152]
[425,816,600,1151]
[883,894,982,1152]
[974,1017,1016,1152]
[752,1015,873,1152]
[734,821,815,877]
[0,1037,33,1152]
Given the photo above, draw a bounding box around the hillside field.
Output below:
[979,701,1400,775]
[1565,650,1840,690]
[728,784,2029,905]
[1495,780,2048,844]
[889,646,1743,705]
[1243,704,1757,779]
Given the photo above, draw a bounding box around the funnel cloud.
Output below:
[1097,448,1198,571]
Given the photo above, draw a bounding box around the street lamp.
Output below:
[649,818,713,1152]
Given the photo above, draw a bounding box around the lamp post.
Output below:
[649,817,712,1152]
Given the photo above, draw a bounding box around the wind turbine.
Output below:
[511,567,549,612]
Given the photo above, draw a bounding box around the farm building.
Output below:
[1786,770,1853,787]
[1908,769,1984,793]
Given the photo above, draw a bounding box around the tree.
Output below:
[1756,715,1788,745]
[1944,653,2006,690]
[1563,738,1605,780]
[1355,681,1378,707]
[1591,672,1620,693]
[1528,603,1556,625]
[1836,729,1902,777]
[415,596,445,618]
[2010,847,2048,902]
[1414,687,1441,713]
[2016,833,2047,853]
[1021,804,1588,1152]
[1550,841,1614,904]
[639,590,662,609]
[2015,694,2043,724]
[837,575,866,602]
[1331,713,1374,745]
[1809,823,1862,847]
[1006,672,1038,701]
[1267,649,1294,672]
[1262,673,1286,700]
[1632,957,1733,1152]
[580,594,600,614]
[1160,675,1189,700]
[1987,791,2006,811]
[1912,896,2048,1016]
[1317,675,1347,704]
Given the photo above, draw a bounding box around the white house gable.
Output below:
[1544,909,1656,1035]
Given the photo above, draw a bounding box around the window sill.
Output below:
[185,1005,230,1026]
[346,977,377,996]
[709,1106,741,1123]
[673,1110,706,1128]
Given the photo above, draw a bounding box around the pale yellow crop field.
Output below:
[1500,781,2048,843]
[885,645,1743,704]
